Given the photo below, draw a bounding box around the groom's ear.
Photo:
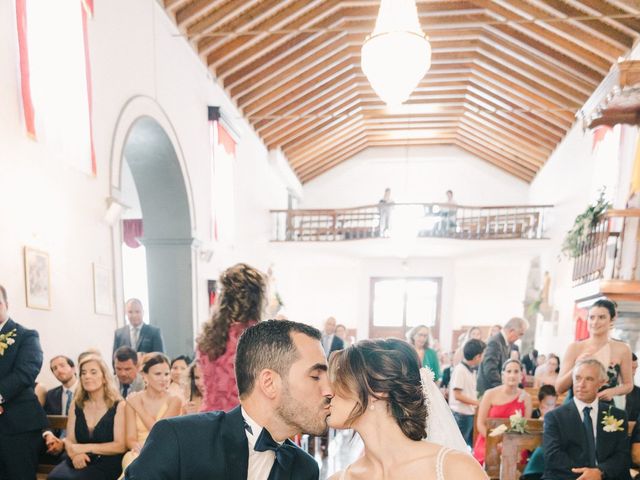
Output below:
[256,369,282,400]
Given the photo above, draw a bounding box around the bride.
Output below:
[328,338,487,480]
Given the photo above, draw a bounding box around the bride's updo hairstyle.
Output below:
[329,338,427,440]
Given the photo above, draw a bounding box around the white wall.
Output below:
[300,145,530,208]
[0,0,290,386]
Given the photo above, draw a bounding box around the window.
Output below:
[370,277,441,339]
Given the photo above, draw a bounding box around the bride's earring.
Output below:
[369,404,375,411]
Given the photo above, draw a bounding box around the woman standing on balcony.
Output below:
[556,298,632,405]
[196,263,267,412]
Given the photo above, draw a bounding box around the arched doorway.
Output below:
[110,98,197,358]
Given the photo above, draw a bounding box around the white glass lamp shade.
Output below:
[361,0,431,106]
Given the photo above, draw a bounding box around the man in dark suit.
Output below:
[321,316,344,357]
[112,298,164,356]
[543,358,631,480]
[477,317,528,395]
[113,346,144,398]
[41,355,78,460]
[0,285,48,480]
[626,353,640,422]
[125,319,333,479]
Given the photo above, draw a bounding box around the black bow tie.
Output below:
[254,427,295,480]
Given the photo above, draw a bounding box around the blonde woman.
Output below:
[120,353,181,475]
[48,355,125,480]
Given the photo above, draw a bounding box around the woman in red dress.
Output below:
[473,359,532,464]
[196,263,267,412]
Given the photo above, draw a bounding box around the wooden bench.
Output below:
[485,418,544,480]
[37,415,68,478]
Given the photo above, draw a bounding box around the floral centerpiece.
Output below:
[561,188,611,259]
[0,329,17,356]
[489,410,528,437]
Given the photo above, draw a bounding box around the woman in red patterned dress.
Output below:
[195,263,266,412]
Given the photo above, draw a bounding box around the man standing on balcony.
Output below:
[378,187,393,237]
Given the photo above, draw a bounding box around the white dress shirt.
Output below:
[322,334,334,354]
[573,396,599,441]
[242,408,278,480]
[61,381,78,415]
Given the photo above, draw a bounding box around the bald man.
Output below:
[113,298,164,356]
[320,316,344,357]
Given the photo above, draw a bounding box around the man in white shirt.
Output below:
[449,339,485,447]
[125,320,333,480]
[543,358,631,480]
[42,355,78,457]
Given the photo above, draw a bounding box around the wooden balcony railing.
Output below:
[270,203,552,242]
[572,209,640,286]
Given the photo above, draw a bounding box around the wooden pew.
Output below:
[37,415,68,478]
[500,420,544,480]
[484,418,544,480]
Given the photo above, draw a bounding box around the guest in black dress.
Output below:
[48,355,126,480]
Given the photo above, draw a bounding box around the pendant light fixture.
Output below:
[361,0,431,106]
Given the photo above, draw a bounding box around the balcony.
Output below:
[270,203,552,242]
[572,209,640,300]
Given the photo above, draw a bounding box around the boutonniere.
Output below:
[0,329,17,356]
[601,406,624,433]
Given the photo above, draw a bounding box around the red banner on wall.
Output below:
[15,0,36,139]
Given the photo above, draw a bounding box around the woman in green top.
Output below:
[407,324,441,381]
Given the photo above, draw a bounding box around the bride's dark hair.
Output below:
[329,338,427,440]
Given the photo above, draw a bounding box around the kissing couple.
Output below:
[125,320,487,479]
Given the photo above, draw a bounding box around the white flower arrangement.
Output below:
[0,329,17,356]
[489,410,528,437]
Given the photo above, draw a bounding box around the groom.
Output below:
[125,320,333,479]
[542,358,630,480]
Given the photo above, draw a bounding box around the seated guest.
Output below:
[449,338,486,447]
[522,387,559,480]
[168,355,190,401]
[182,362,204,415]
[120,353,181,475]
[532,385,558,419]
[522,349,539,376]
[630,414,640,468]
[48,355,126,480]
[113,347,144,399]
[542,358,630,480]
[42,356,79,460]
[627,353,640,422]
[474,359,532,465]
[535,354,560,388]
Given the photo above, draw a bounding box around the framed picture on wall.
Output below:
[93,263,113,315]
[24,247,51,310]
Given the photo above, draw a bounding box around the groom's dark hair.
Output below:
[235,320,322,397]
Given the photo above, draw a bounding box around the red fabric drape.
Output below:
[217,122,236,157]
[122,219,143,248]
[574,305,589,341]
[81,4,96,176]
[16,0,36,139]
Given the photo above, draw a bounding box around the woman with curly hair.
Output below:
[327,339,486,480]
[196,263,266,412]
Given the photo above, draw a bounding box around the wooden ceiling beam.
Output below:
[497,0,626,60]
[484,3,612,74]
[284,114,367,160]
[293,131,370,174]
[454,137,534,182]
[535,0,636,48]
[460,112,553,157]
[565,0,640,34]
[298,141,371,183]
[265,92,364,148]
[456,124,542,172]
[203,0,328,68]
[458,118,546,168]
[175,0,225,27]
[164,0,192,13]
[186,0,261,37]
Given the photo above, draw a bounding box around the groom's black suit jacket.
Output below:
[542,400,631,480]
[124,406,319,480]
